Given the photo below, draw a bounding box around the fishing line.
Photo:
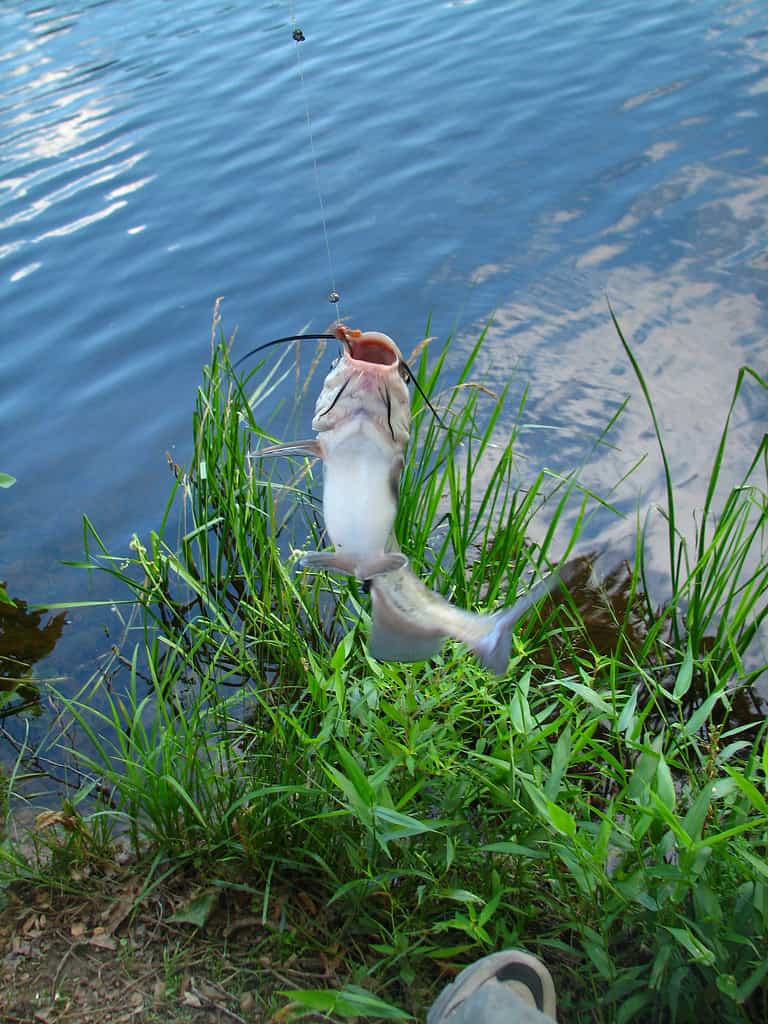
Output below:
[288,6,342,316]
[238,9,457,432]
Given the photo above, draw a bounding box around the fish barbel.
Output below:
[253,323,412,579]
[362,558,581,676]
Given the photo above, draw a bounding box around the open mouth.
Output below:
[334,324,399,367]
[347,336,398,366]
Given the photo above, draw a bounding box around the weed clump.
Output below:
[2,320,766,1023]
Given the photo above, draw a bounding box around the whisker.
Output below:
[400,357,448,429]
[317,376,352,419]
[383,383,395,442]
[234,333,337,369]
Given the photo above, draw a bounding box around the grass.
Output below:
[1,314,767,1023]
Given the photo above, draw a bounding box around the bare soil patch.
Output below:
[1,868,352,1024]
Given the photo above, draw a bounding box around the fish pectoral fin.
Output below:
[358,553,409,578]
[251,439,323,460]
[301,551,408,580]
[300,551,359,575]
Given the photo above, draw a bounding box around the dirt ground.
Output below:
[0,867,353,1024]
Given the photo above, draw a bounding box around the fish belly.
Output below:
[321,430,397,558]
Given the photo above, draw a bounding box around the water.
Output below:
[1,0,766,723]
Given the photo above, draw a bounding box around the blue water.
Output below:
[1,0,766,701]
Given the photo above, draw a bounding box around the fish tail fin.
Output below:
[472,567,572,675]
[472,612,516,677]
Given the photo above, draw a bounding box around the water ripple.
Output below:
[0,0,765,698]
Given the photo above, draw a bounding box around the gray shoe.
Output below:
[427,949,557,1023]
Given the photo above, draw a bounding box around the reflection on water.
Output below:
[477,255,766,586]
[545,556,766,728]
[0,593,66,718]
[558,557,647,662]
[0,0,766,744]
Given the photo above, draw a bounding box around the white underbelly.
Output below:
[321,431,398,556]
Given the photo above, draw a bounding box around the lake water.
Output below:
[1,0,766,728]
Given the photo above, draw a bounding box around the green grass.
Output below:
[2,316,767,1022]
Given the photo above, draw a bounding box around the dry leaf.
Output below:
[270,1002,299,1024]
[21,914,44,935]
[297,891,317,914]
[34,810,78,832]
[199,979,221,1000]
[101,897,135,935]
[223,915,261,938]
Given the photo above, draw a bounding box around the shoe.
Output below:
[427,949,557,1022]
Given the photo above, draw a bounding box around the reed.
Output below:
[2,318,766,1022]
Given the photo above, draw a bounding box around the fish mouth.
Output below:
[349,337,398,366]
[334,325,399,367]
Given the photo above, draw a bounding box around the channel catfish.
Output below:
[251,323,411,579]
[245,321,577,675]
